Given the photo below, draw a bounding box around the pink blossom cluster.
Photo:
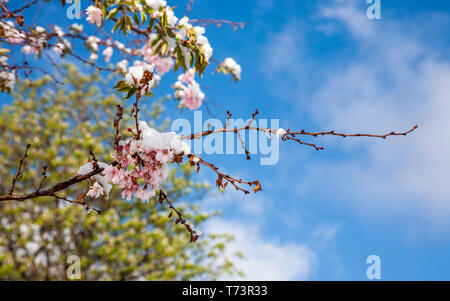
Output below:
[141,43,174,76]
[172,69,205,110]
[86,5,103,27]
[77,121,191,202]
[103,141,170,202]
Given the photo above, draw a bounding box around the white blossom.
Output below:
[116,59,129,73]
[102,46,113,62]
[276,128,287,139]
[70,23,84,33]
[86,36,100,52]
[89,52,98,61]
[145,0,166,10]
[77,162,112,198]
[223,57,242,81]
[86,182,104,199]
[86,5,102,27]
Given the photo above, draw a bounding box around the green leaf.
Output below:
[133,13,140,25]
[106,8,119,20]
[123,87,137,99]
[111,17,123,33]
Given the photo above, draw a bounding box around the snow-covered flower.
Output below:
[77,162,112,198]
[194,27,213,61]
[222,57,242,81]
[86,36,100,52]
[21,45,34,55]
[114,41,125,50]
[89,52,98,61]
[276,128,287,139]
[86,5,102,27]
[125,65,144,87]
[0,20,25,43]
[35,26,46,34]
[116,59,129,73]
[124,64,156,92]
[70,23,84,33]
[86,182,104,199]
[102,46,113,62]
[53,25,64,37]
[0,69,15,91]
[145,0,166,10]
[166,9,178,27]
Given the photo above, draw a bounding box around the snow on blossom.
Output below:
[145,0,166,10]
[86,5,102,27]
[175,18,213,62]
[102,121,190,202]
[53,25,64,37]
[124,64,157,95]
[114,41,125,50]
[70,23,83,33]
[222,57,242,81]
[86,182,104,199]
[116,59,129,73]
[77,162,112,199]
[35,26,46,34]
[0,68,15,91]
[276,128,287,139]
[125,65,145,86]
[187,222,202,238]
[138,120,191,155]
[194,27,213,62]
[0,21,25,44]
[173,69,205,110]
[21,45,35,55]
[102,46,113,62]
[166,9,178,27]
[86,36,100,52]
[90,52,98,61]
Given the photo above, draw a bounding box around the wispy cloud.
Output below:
[262,0,450,235]
[206,218,319,280]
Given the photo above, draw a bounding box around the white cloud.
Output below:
[206,218,318,280]
[319,0,375,38]
[263,0,450,232]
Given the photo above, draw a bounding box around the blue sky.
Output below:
[2,0,450,280]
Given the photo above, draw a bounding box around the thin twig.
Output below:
[9,144,31,195]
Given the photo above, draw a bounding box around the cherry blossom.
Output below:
[86,182,105,199]
[102,47,113,62]
[276,128,287,139]
[173,69,205,110]
[145,0,167,10]
[86,5,103,27]
[222,58,242,81]
[116,59,129,73]
[69,23,83,33]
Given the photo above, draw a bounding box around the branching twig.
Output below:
[51,193,102,215]
[187,154,261,194]
[9,144,31,195]
[158,189,199,242]
[180,110,418,152]
[0,161,117,202]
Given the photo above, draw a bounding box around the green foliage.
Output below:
[0,64,238,280]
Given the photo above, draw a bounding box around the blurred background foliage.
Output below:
[0,64,240,280]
